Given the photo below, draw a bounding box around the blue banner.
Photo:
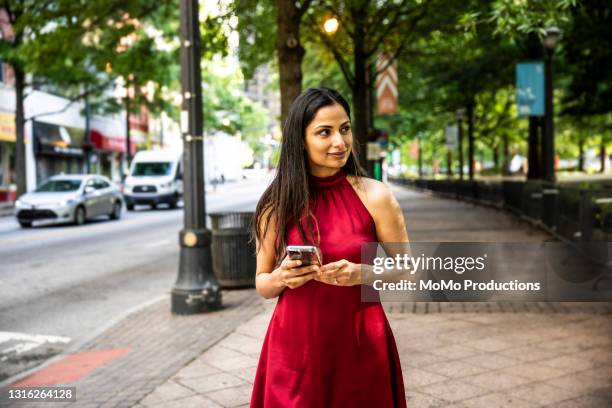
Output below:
[516,62,545,117]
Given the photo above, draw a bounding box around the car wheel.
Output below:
[127,203,135,211]
[169,196,178,209]
[74,206,86,226]
[110,201,122,220]
[19,221,32,228]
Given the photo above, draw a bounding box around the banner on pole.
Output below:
[445,124,458,149]
[376,54,398,115]
[516,62,545,117]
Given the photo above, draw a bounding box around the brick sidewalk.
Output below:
[1,290,264,407]
[135,186,612,407]
[135,299,612,408]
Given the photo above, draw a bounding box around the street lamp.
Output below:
[542,26,561,182]
[543,26,561,50]
[455,109,465,180]
[323,17,339,35]
[171,0,222,315]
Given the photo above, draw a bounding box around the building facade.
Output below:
[244,64,281,136]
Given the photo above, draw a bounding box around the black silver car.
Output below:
[15,175,124,228]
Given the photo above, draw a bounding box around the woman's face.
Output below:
[304,103,352,177]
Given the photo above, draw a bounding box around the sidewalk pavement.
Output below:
[3,184,612,408]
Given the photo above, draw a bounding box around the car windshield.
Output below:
[36,179,82,192]
[131,162,172,177]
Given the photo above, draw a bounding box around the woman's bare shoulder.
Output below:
[347,175,395,208]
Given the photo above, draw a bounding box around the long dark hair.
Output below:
[252,87,365,264]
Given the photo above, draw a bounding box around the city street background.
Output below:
[1,0,612,407]
[0,175,269,382]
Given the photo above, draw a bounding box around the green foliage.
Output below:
[488,0,576,38]
[562,0,612,116]
[234,0,277,80]
[1,1,161,116]
[301,43,351,102]
[201,58,269,154]
[230,0,610,176]
[0,0,231,119]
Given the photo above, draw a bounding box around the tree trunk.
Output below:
[524,32,543,180]
[527,117,541,179]
[351,7,371,174]
[14,65,27,197]
[502,133,510,175]
[458,118,464,179]
[493,144,499,173]
[276,0,305,127]
[600,140,607,173]
[467,101,475,180]
[578,137,584,172]
[446,150,452,177]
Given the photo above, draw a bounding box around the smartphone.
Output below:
[286,245,322,266]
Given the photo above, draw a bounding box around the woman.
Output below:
[250,87,409,407]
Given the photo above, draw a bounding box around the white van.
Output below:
[123,150,183,210]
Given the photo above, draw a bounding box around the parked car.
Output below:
[123,150,183,210]
[15,175,124,228]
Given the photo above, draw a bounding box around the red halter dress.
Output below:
[250,170,406,408]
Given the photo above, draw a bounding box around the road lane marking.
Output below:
[0,332,71,362]
[143,239,172,248]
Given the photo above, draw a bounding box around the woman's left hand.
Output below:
[316,259,361,286]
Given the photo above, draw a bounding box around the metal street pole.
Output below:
[542,49,555,182]
[172,0,222,315]
[541,26,561,182]
[456,109,465,180]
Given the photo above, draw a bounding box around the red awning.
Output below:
[90,129,137,153]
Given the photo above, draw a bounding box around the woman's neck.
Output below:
[309,167,342,178]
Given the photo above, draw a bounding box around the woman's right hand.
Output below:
[273,257,320,289]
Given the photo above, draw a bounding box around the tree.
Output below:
[487,0,577,179]
[563,0,612,116]
[0,0,182,196]
[236,0,312,126]
[301,0,441,169]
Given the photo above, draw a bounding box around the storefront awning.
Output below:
[33,121,84,156]
[90,129,137,153]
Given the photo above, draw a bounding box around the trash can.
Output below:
[209,212,256,288]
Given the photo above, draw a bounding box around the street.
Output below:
[0,177,269,383]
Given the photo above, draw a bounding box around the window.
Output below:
[95,179,110,189]
[131,162,172,177]
[36,179,83,192]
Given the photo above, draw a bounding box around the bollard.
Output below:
[578,190,594,241]
[541,188,559,229]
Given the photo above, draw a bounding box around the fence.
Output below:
[391,177,612,289]
[392,177,612,241]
